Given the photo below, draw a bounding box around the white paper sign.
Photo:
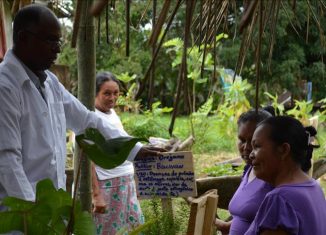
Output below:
[134,151,197,198]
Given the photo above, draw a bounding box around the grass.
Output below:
[119,112,237,154]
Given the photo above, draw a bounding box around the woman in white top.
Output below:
[92,71,151,235]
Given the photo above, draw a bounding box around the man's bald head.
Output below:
[13,4,58,45]
[12,4,61,71]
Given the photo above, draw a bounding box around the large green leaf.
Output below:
[36,179,72,210]
[76,128,147,169]
[0,212,24,233]
[2,197,34,211]
[73,211,96,235]
[0,179,95,235]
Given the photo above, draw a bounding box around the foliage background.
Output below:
[58,1,325,109]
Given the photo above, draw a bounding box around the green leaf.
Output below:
[163,37,183,48]
[50,205,72,234]
[116,72,137,83]
[73,211,96,235]
[76,128,148,169]
[0,179,96,234]
[27,204,53,234]
[0,212,24,233]
[3,197,34,211]
[36,179,72,211]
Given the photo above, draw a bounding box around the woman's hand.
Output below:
[91,163,106,214]
[214,218,231,235]
[92,193,107,214]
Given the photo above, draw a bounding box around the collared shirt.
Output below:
[20,61,47,103]
[0,50,132,202]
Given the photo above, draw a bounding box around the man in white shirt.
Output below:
[0,4,139,207]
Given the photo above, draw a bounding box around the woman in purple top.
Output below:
[245,116,326,235]
[215,109,273,235]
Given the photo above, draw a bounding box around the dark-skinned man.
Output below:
[0,4,141,209]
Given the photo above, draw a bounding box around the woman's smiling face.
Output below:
[249,124,282,184]
[95,80,120,112]
[237,120,257,165]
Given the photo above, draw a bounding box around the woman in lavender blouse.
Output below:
[245,116,326,235]
[215,109,273,235]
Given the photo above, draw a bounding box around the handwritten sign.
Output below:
[134,151,197,198]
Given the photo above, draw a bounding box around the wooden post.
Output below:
[74,0,95,213]
[187,189,218,235]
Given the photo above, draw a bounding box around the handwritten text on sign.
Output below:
[134,151,197,198]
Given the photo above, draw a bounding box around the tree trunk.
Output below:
[74,0,95,213]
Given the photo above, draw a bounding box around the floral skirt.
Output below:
[93,174,144,235]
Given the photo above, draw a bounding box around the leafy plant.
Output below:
[137,198,189,235]
[190,96,214,152]
[122,102,173,139]
[163,34,228,110]
[116,73,142,114]
[264,92,285,115]
[215,79,252,139]
[203,163,245,177]
[117,72,137,84]
[117,84,141,114]
[286,100,314,126]
[0,179,94,235]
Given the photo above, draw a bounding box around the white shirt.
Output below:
[94,109,142,180]
[0,50,133,202]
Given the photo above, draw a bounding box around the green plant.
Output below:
[137,198,190,235]
[122,102,173,139]
[163,34,228,110]
[116,73,142,114]
[215,79,252,141]
[286,100,314,126]
[264,92,285,115]
[0,179,94,235]
[190,96,214,153]
[203,163,245,177]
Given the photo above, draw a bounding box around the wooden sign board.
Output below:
[134,151,197,199]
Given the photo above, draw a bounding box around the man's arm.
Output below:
[0,85,35,201]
